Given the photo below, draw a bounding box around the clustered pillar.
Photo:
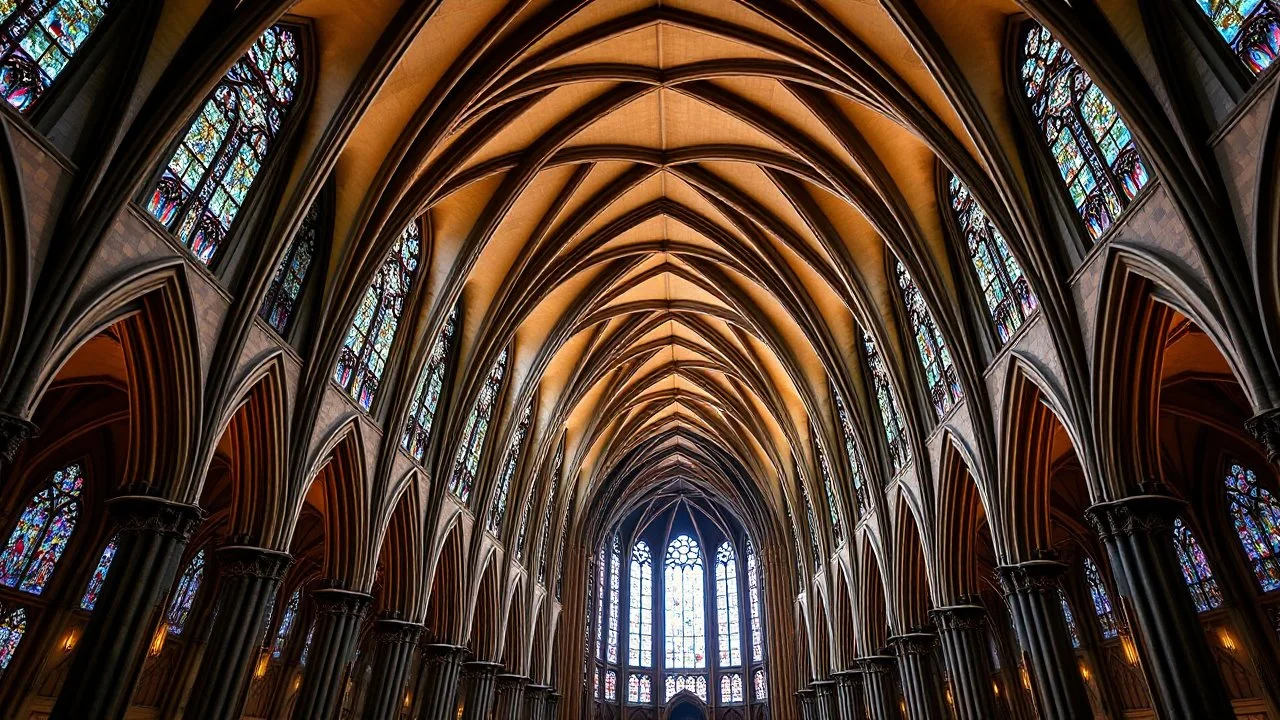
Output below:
[812,679,837,719]
[459,660,502,720]
[493,673,528,720]
[361,616,423,720]
[932,604,1000,720]
[289,587,372,719]
[855,655,901,720]
[892,633,946,720]
[998,558,1091,720]
[833,669,866,719]
[413,644,467,720]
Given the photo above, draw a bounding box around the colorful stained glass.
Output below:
[0,604,26,671]
[594,668,602,698]
[536,462,560,583]
[488,400,531,533]
[753,669,768,700]
[1020,23,1148,240]
[1197,0,1280,75]
[334,222,421,411]
[605,669,617,700]
[832,387,871,515]
[946,173,1038,342]
[629,540,653,667]
[1059,590,1082,648]
[746,540,764,662]
[628,673,652,703]
[299,624,314,666]
[165,548,205,635]
[895,261,964,417]
[665,673,708,702]
[446,348,509,503]
[269,589,301,658]
[79,535,117,610]
[0,462,83,595]
[664,535,706,668]
[721,673,744,703]
[146,25,300,264]
[607,535,620,663]
[1083,556,1119,639]
[593,548,604,660]
[714,542,742,666]
[815,442,844,545]
[862,328,912,473]
[802,487,821,570]
[259,200,321,334]
[1225,462,1280,591]
[1171,517,1223,612]
[402,305,458,462]
[0,0,110,113]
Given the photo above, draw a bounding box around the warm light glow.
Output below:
[291,675,302,692]
[60,630,77,653]
[945,685,954,705]
[253,649,270,679]
[148,625,168,657]
[992,681,1001,697]
[1121,634,1139,666]
[404,690,413,709]
[1078,661,1091,681]
[1217,627,1238,652]
[1019,664,1031,691]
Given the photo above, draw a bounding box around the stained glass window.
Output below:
[0,0,110,113]
[1059,590,1081,648]
[1196,0,1280,75]
[595,548,606,660]
[594,668,602,698]
[488,400,531,533]
[447,348,509,503]
[664,535,706,668]
[1020,23,1149,240]
[1083,556,1119,639]
[802,488,821,570]
[746,541,764,662]
[1225,462,1280,591]
[146,25,301,264]
[299,624,314,666]
[607,535,620,663]
[259,200,320,334]
[753,669,768,700]
[402,305,458,462]
[605,670,617,700]
[629,540,654,667]
[721,673,744,703]
[334,222,421,411]
[946,174,1038,343]
[715,542,742,666]
[832,387,871,515]
[628,673,652,703]
[79,535,117,610]
[536,470,559,583]
[814,443,844,545]
[269,589,300,658]
[862,328,912,473]
[895,261,964,418]
[0,462,83,595]
[1171,517,1222,612]
[665,674,708,702]
[165,548,205,635]
[0,604,26,671]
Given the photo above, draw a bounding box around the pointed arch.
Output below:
[935,435,993,603]
[855,539,890,656]
[371,477,425,619]
[890,495,933,632]
[466,547,503,660]
[424,517,465,644]
[498,572,527,671]
[291,421,371,587]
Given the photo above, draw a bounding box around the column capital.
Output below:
[1085,493,1185,541]
[214,544,292,580]
[421,643,468,666]
[930,604,988,631]
[888,632,938,656]
[811,679,836,690]
[371,617,424,645]
[0,413,37,462]
[1246,408,1280,463]
[852,655,896,674]
[832,670,860,686]
[996,558,1067,595]
[461,660,504,678]
[106,495,204,540]
[310,587,373,618]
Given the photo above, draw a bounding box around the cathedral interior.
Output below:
[2,0,1280,719]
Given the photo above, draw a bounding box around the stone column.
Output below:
[798,687,817,720]
[183,544,291,720]
[812,680,837,720]
[997,559,1091,720]
[833,670,866,720]
[460,660,502,720]
[931,604,1000,720]
[0,412,36,467]
[50,495,203,720]
[546,690,560,719]
[360,617,423,720]
[1086,493,1235,718]
[1247,408,1280,466]
[413,644,467,720]
[891,633,947,720]
[854,656,901,720]
[289,587,371,719]
[493,673,528,720]
[524,684,550,720]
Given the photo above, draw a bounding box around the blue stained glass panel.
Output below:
[0,605,26,671]
[447,348,509,503]
[862,329,911,473]
[1083,556,1119,639]
[895,261,963,417]
[815,441,843,545]
[1172,517,1223,613]
[488,400,531,533]
[1226,462,1280,591]
[1197,0,1280,75]
[1059,590,1081,648]
[0,0,109,113]
[270,589,300,658]
[79,535,117,610]
[259,201,320,334]
[165,549,205,635]
[402,305,458,462]
[0,462,83,595]
[832,387,871,515]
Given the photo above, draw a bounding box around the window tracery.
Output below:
[607,535,620,663]
[402,305,458,462]
[0,604,25,672]
[165,548,205,635]
[802,488,821,570]
[895,260,963,417]
[862,328,911,473]
[146,25,301,264]
[447,348,509,503]
[79,534,117,610]
[488,400,531,533]
[0,462,83,595]
[753,669,768,700]
[627,673,652,703]
[832,387,871,515]
[1225,462,1280,591]
[1060,590,1082,648]
[714,541,741,666]
[721,673,744,703]
[665,673,708,702]
[270,589,301,658]
[746,540,763,663]
[664,534,706,669]
[1196,0,1280,75]
[260,200,320,334]
[1083,556,1119,639]
[629,540,653,667]
[0,0,110,113]
[1172,517,1222,612]
[604,669,616,700]
[815,442,843,545]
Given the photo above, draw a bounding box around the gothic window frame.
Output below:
[1171,516,1224,613]
[713,541,742,667]
[488,397,533,535]
[606,534,621,664]
[0,460,86,596]
[746,540,765,663]
[402,304,460,465]
[258,179,333,339]
[629,539,654,667]
[861,327,912,475]
[269,587,302,659]
[1224,460,1280,592]
[813,437,844,546]
[164,546,206,636]
[446,347,511,505]
[831,384,872,517]
[890,257,964,419]
[0,0,121,123]
[79,533,117,611]
[1185,0,1280,86]
[663,533,708,670]
[1081,555,1120,639]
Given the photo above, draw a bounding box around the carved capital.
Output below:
[852,655,895,675]
[1247,409,1280,464]
[997,559,1067,596]
[372,617,424,646]
[0,414,37,463]
[930,604,988,633]
[106,495,203,541]
[421,643,468,668]
[1086,493,1184,542]
[215,545,292,581]
[890,632,938,656]
[832,670,861,690]
[462,659,503,680]
[496,673,528,690]
[310,587,372,619]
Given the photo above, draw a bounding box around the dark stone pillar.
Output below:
[289,587,371,719]
[413,644,467,720]
[494,673,528,720]
[0,412,36,466]
[360,617,423,720]
[50,495,202,720]
[997,559,1091,720]
[891,633,947,720]
[546,690,559,719]
[796,689,813,720]
[1247,408,1280,466]
[834,670,866,720]
[183,544,291,720]
[1086,493,1236,718]
[855,656,901,720]
[460,660,502,720]
[524,684,550,720]
[931,604,1000,720]
[812,680,837,720]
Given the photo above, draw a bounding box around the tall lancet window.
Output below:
[1225,462,1280,591]
[946,173,1038,342]
[607,535,620,663]
[1059,590,1082,648]
[146,25,301,264]
[1172,517,1222,612]
[402,305,458,462]
[79,534,117,610]
[802,488,821,570]
[629,540,653,666]
[664,535,706,668]
[536,471,559,583]
[0,0,110,112]
[1195,0,1280,75]
[862,328,912,473]
[488,400,531,532]
[832,388,871,515]
[165,548,205,635]
[1019,23,1148,240]
[447,348,509,503]
[260,199,321,334]
[895,260,963,418]
[1083,556,1119,639]
[595,548,606,659]
[334,223,421,411]
[746,540,764,662]
[714,542,741,666]
[815,442,843,545]
[0,463,83,595]
[269,589,301,658]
